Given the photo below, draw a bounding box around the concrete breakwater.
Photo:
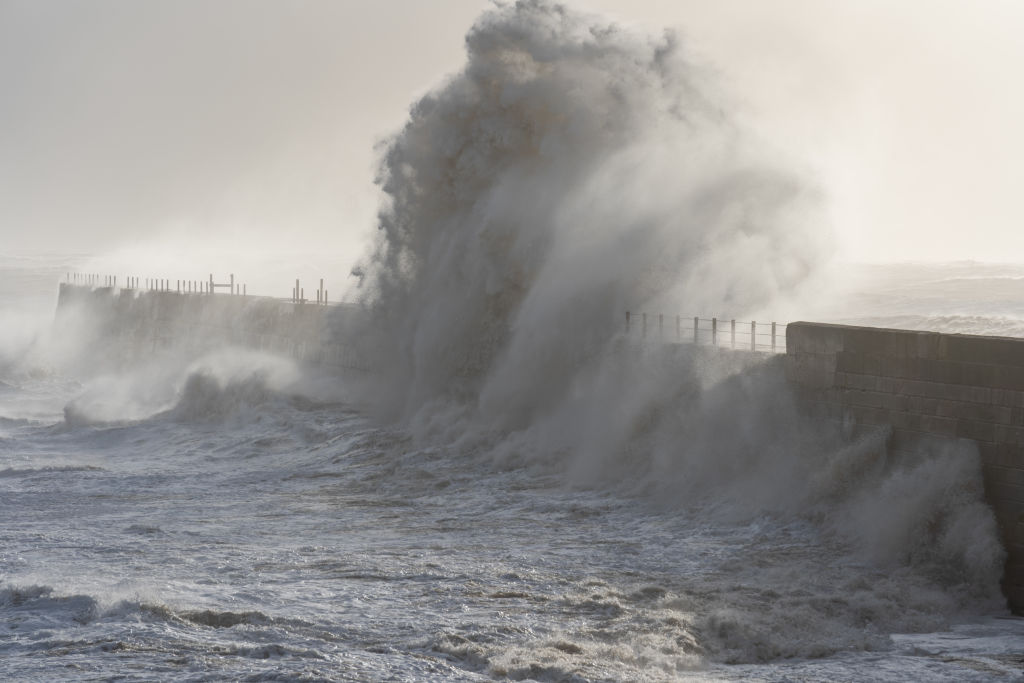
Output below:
[55,282,368,372]
[54,283,1023,611]
[786,322,1024,613]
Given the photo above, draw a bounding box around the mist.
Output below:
[3,0,1024,273]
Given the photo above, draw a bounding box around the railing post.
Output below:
[230,273,235,295]
[625,311,631,334]
[730,319,736,349]
[711,318,717,346]
[771,322,777,352]
[693,317,698,344]
[751,321,756,351]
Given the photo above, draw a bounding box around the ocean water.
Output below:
[1,253,1023,682]
[5,3,1024,679]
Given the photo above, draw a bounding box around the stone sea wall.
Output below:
[787,321,1024,612]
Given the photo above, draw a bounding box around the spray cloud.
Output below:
[357,0,828,429]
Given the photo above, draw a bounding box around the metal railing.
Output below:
[65,273,336,306]
[624,312,787,353]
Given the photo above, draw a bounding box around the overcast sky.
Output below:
[2,0,1023,266]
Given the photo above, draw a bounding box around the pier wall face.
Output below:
[55,283,368,373]
[787,321,1024,612]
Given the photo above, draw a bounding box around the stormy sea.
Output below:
[2,3,1023,681]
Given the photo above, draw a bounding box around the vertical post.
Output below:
[209,274,214,295]
[642,313,647,338]
[731,320,736,349]
[320,278,324,305]
[244,284,247,296]
[693,317,698,344]
[771,322,777,353]
[712,318,717,346]
[295,279,300,304]
[230,273,235,295]
[625,311,631,334]
[301,287,304,303]
[751,321,756,351]
[323,289,326,304]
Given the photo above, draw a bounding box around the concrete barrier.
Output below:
[56,283,369,372]
[787,321,1024,613]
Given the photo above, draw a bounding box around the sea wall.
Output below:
[55,283,368,372]
[786,321,1024,613]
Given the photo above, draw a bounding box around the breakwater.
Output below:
[53,283,1023,611]
[786,322,1024,613]
[55,282,367,372]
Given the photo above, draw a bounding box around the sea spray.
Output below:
[352,0,1007,649]
[356,0,828,428]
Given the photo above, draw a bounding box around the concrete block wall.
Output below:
[787,321,1024,613]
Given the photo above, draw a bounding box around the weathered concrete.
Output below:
[787,321,1024,613]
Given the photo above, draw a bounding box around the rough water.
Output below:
[2,257,1023,682]
[4,2,1024,679]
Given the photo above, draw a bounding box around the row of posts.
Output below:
[292,278,329,305]
[624,312,780,352]
[68,273,332,305]
[67,273,247,296]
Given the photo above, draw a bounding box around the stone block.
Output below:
[843,388,888,409]
[884,393,909,412]
[960,362,998,388]
[978,443,1024,468]
[919,414,959,438]
[996,366,1024,391]
[957,418,997,443]
[994,424,1024,447]
[907,395,940,415]
[988,481,1024,505]
[983,465,1024,488]
[847,404,889,426]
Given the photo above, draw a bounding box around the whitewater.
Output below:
[3,2,1024,680]
[3,257,1023,682]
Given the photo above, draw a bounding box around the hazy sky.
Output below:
[2,0,1023,265]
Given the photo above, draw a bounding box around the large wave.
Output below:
[355,0,828,427]
[352,0,1005,617]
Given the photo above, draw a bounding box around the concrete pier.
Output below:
[55,282,368,372]
[786,322,1024,613]
[54,283,1024,612]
